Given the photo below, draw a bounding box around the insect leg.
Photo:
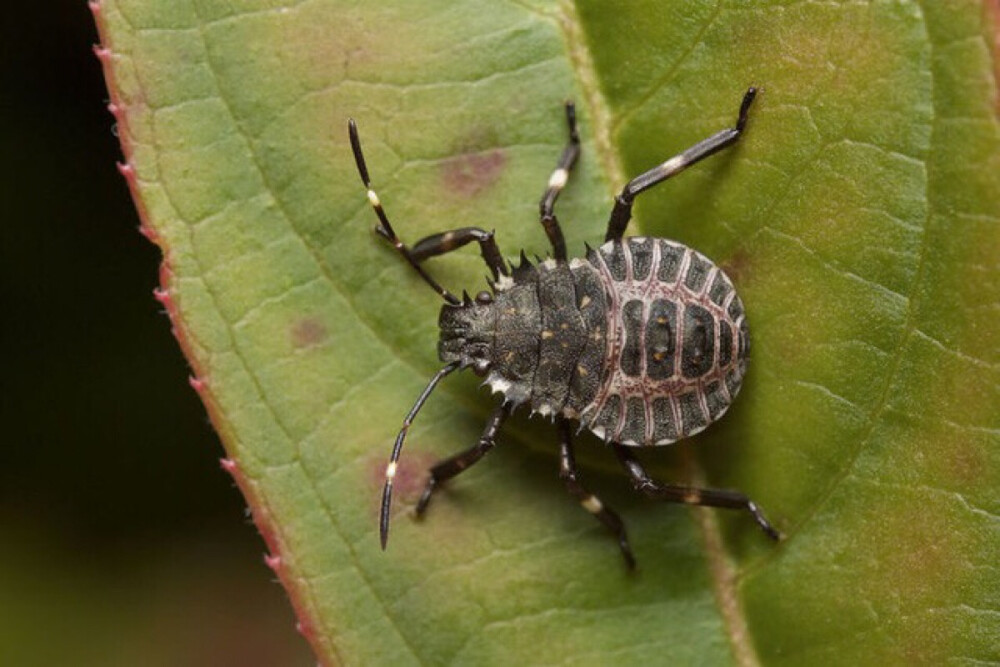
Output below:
[415,403,509,517]
[613,444,780,540]
[558,418,636,569]
[348,118,460,305]
[410,227,509,280]
[538,101,581,262]
[379,361,461,550]
[604,87,757,243]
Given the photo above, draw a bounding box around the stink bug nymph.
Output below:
[349,88,780,569]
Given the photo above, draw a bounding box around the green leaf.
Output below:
[94,0,999,663]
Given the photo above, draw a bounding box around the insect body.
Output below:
[349,88,779,569]
[445,238,749,447]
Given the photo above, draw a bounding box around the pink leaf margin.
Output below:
[88,2,326,662]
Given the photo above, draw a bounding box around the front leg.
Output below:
[415,403,510,516]
[410,227,508,280]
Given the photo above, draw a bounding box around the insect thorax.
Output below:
[438,237,749,447]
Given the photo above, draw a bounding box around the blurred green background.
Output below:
[0,3,312,664]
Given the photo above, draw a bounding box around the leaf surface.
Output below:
[94,0,999,663]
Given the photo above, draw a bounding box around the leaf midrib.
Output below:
[559,2,765,664]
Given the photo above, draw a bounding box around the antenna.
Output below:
[348,119,460,305]
[379,361,461,549]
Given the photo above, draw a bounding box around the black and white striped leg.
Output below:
[348,118,460,305]
[558,418,636,569]
[538,101,581,262]
[604,87,757,243]
[613,444,780,541]
[410,227,509,280]
[415,403,509,517]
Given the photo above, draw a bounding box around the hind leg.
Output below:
[613,444,780,540]
[605,88,757,242]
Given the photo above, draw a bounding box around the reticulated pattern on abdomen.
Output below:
[566,237,749,447]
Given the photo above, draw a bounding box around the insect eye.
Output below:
[475,291,493,305]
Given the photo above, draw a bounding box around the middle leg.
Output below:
[538,101,581,262]
[557,417,636,569]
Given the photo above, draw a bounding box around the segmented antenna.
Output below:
[379,361,461,549]
[348,119,460,305]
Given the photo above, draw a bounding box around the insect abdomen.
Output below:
[575,237,749,446]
